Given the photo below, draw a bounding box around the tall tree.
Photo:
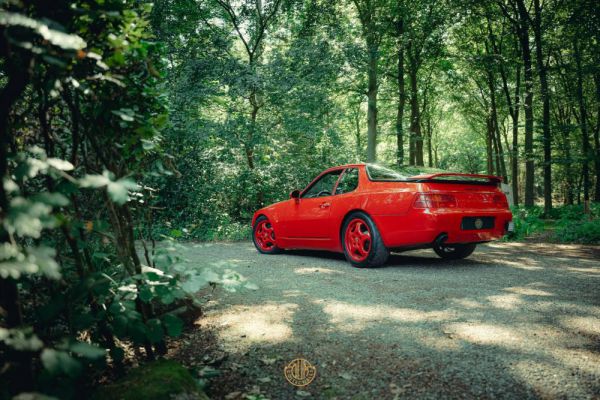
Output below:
[499,0,535,206]
[487,12,521,204]
[404,0,445,166]
[573,37,591,203]
[352,0,388,162]
[394,1,407,167]
[215,0,283,171]
[532,0,552,214]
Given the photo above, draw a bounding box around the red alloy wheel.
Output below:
[255,219,276,251]
[344,218,372,262]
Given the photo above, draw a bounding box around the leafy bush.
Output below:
[92,360,207,400]
[552,204,600,244]
[508,206,545,240]
[554,219,600,244]
[0,3,253,399]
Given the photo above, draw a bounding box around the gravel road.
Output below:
[170,242,600,400]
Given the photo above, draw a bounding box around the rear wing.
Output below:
[406,173,502,186]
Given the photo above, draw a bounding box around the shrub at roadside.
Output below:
[553,204,600,244]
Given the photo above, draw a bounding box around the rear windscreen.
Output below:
[365,164,408,181]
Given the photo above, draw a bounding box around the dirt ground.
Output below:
[169,241,600,400]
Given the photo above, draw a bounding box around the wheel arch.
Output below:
[252,213,268,228]
[338,209,374,247]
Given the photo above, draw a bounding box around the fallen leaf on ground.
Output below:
[260,357,277,365]
[339,372,352,380]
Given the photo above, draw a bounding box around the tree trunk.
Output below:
[354,103,362,158]
[396,18,406,167]
[408,46,422,166]
[0,55,31,329]
[491,119,501,176]
[488,15,520,203]
[426,116,433,168]
[533,0,552,214]
[574,38,590,202]
[0,50,33,394]
[366,37,379,163]
[594,69,600,202]
[485,57,508,181]
[516,0,535,207]
[512,63,521,205]
[486,117,494,175]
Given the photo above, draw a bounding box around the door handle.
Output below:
[320,202,330,209]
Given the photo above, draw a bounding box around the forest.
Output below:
[0,0,599,398]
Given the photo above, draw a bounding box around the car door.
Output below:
[282,169,342,244]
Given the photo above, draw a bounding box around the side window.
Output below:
[335,168,359,195]
[302,170,342,198]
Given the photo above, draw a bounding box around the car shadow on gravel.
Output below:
[170,242,600,399]
[278,248,491,269]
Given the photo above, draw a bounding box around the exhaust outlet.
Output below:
[434,233,448,247]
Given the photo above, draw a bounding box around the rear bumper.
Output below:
[373,209,513,248]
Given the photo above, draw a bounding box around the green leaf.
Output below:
[162,314,183,337]
[0,327,43,351]
[79,172,111,188]
[138,285,153,302]
[4,196,54,238]
[170,229,183,238]
[0,244,60,280]
[112,109,135,122]
[145,319,164,344]
[107,178,139,205]
[69,342,106,359]
[33,192,70,207]
[80,170,139,205]
[41,349,82,377]
[46,158,74,171]
[0,12,87,50]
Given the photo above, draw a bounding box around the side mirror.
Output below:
[290,190,300,203]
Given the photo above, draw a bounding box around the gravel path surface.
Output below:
[171,242,600,400]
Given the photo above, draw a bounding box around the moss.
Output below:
[93,360,208,400]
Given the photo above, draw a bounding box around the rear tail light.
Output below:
[413,193,457,209]
[493,193,509,209]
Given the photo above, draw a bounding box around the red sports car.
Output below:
[252,164,513,267]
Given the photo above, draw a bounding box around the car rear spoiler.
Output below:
[406,173,502,186]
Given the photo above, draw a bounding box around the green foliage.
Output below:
[508,206,545,240]
[507,204,600,244]
[0,1,254,398]
[555,219,600,244]
[553,204,600,244]
[92,360,206,400]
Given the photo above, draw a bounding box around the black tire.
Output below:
[433,243,476,260]
[341,211,389,268]
[252,216,282,254]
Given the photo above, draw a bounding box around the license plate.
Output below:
[461,216,495,230]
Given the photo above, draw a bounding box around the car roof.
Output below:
[324,163,366,172]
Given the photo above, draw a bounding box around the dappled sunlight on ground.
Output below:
[317,300,455,332]
[172,241,600,398]
[566,265,600,274]
[486,293,524,310]
[498,258,544,270]
[560,315,600,336]
[445,322,524,347]
[198,303,298,349]
[294,267,342,275]
[504,285,554,296]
